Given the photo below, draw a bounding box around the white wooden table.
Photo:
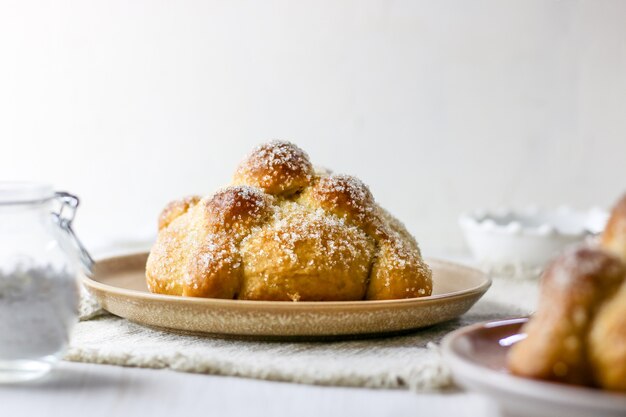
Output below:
[0,361,500,417]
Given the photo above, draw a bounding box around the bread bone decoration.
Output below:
[146,140,432,301]
[507,194,626,392]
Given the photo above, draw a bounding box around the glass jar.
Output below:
[0,182,92,382]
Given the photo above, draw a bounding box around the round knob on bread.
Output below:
[158,195,201,230]
[299,174,385,238]
[203,185,274,232]
[233,140,314,196]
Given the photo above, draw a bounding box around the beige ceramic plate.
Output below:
[442,318,626,417]
[84,252,490,339]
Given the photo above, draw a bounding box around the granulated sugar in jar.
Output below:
[0,183,92,382]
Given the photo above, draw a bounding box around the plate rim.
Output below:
[441,318,626,411]
[84,252,492,310]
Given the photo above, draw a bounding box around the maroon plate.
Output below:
[441,318,626,417]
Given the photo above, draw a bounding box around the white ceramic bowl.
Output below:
[459,206,608,275]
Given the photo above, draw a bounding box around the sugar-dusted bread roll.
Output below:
[146,140,432,301]
[508,193,626,392]
[588,281,626,391]
[507,247,625,386]
[589,193,626,391]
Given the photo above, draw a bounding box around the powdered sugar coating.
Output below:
[243,204,366,268]
[546,246,625,290]
[239,202,375,301]
[158,195,201,230]
[233,140,314,196]
[301,175,377,227]
[202,185,274,232]
[147,140,432,301]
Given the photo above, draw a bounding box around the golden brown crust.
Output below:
[299,175,384,236]
[507,247,626,387]
[183,186,274,298]
[239,202,375,301]
[301,175,375,223]
[157,195,201,231]
[146,209,197,296]
[589,193,626,391]
[601,193,626,262]
[202,186,274,233]
[146,140,432,302]
[378,206,422,253]
[367,235,432,300]
[588,281,626,391]
[184,233,242,298]
[233,141,314,196]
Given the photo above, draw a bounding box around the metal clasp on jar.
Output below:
[52,192,95,277]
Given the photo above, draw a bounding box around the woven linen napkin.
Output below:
[67,257,537,391]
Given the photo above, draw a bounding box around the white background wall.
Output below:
[1,0,625,254]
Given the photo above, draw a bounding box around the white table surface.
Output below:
[0,244,503,417]
[0,361,500,417]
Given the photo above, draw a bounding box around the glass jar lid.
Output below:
[0,182,55,205]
